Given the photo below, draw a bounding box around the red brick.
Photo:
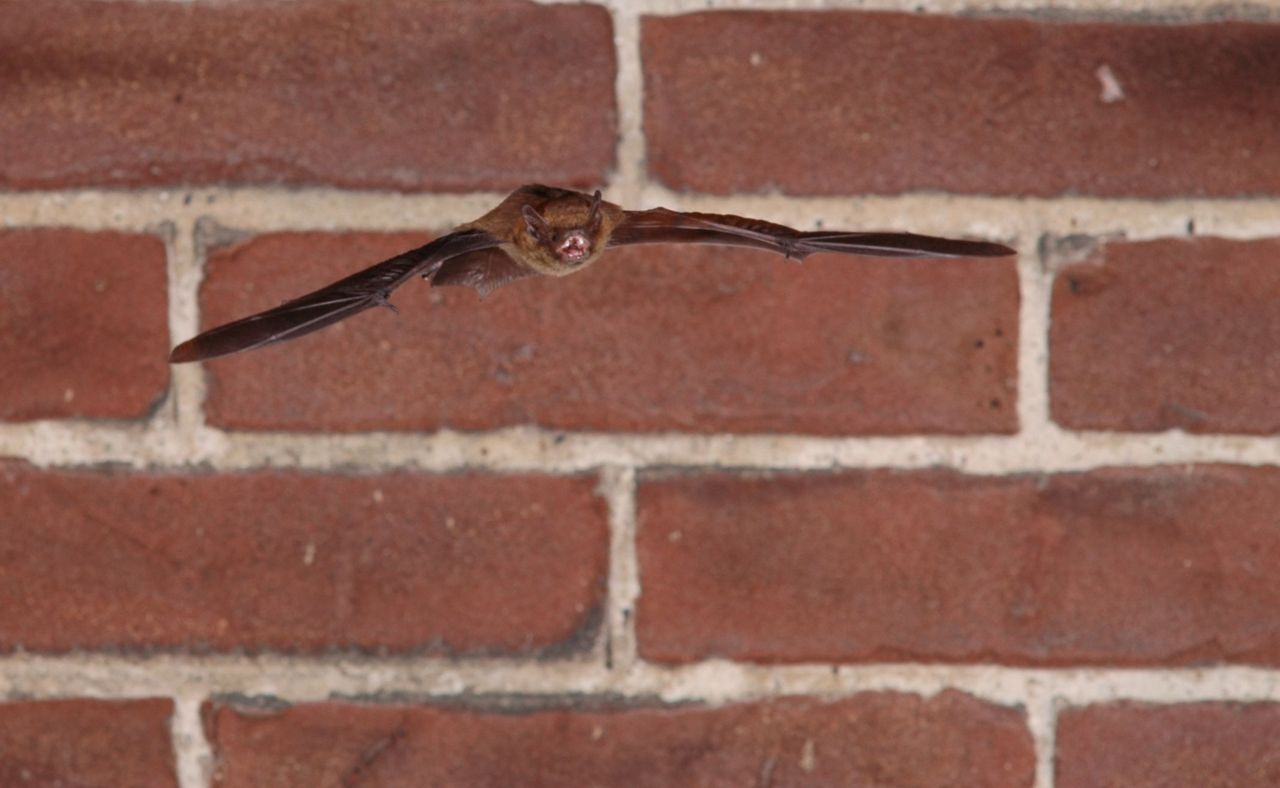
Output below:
[0,0,614,190]
[636,466,1280,665]
[0,698,175,787]
[0,229,169,421]
[1051,236,1280,433]
[643,12,1280,197]
[0,461,606,654]
[1058,701,1280,787]
[197,231,1017,434]
[206,691,1033,787]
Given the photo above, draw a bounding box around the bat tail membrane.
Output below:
[169,230,499,363]
[794,231,1014,259]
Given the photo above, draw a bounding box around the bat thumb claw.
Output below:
[372,292,399,314]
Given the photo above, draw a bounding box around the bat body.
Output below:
[169,184,1013,363]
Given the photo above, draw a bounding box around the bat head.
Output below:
[518,190,609,276]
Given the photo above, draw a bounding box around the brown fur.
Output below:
[459,184,623,277]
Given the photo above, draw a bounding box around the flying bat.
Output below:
[169,184,1014,363]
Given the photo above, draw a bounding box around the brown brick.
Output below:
[1051,236,1280,433]
[643,12,1280,197]
[636,466,1280,665]
[0,461,606,654]
[206,691,1033,787]
[0,229,169,421]
[196,231,1017,434]
[0,698,176,787]
[1058,701,1280,787]
[0,0,614,190]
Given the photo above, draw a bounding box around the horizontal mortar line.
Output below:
[635,189,1280,241]
[593,0,1280,18]
[0,188,504,235]
[4,188,1280,240]
[89,0,1280,18]
[3,423,1280,473]
[0,655,1277,708]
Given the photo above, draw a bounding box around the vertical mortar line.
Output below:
[1014,227,1056,449]
[1024,676,1057,788]
[601,465,641,673]
[1012,210,1059,786]
[604,1,648,206]
[167,215,210,437]
[172,690,214,788]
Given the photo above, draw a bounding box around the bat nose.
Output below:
[559,233,590,261]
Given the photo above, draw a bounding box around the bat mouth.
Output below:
[557,232,591,263]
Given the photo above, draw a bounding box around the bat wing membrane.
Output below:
[430,246,541,298]
[169,229,500,363]
[608,208,1013,259]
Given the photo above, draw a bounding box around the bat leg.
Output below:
[370,291,399,314]
[781,238,805,262]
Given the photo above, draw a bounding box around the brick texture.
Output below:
[0,229,169,421]
[196,231,1017,434]
[0,0,615,190]
[0,698,176,787]
[206,691,1033,787]
[0,461,606,654]
[1051,236,1280,433]
[643,12,1280,196]
[636,466,1280,665]
[1058,701,1280,787]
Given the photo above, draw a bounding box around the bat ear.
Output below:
[522,205,551,242]
[587,190,603,230]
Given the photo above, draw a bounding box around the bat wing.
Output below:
[608,208,1013,259]
[169,229,500,363]
[430,246,541,298]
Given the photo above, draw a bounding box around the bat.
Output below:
[169,184,1014,363]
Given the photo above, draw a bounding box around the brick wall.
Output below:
[2,1,1279,785]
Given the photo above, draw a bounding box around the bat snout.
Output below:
[556,231,591,263]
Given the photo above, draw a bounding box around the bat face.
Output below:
[554,229,592,264]
[515,190,614,276]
